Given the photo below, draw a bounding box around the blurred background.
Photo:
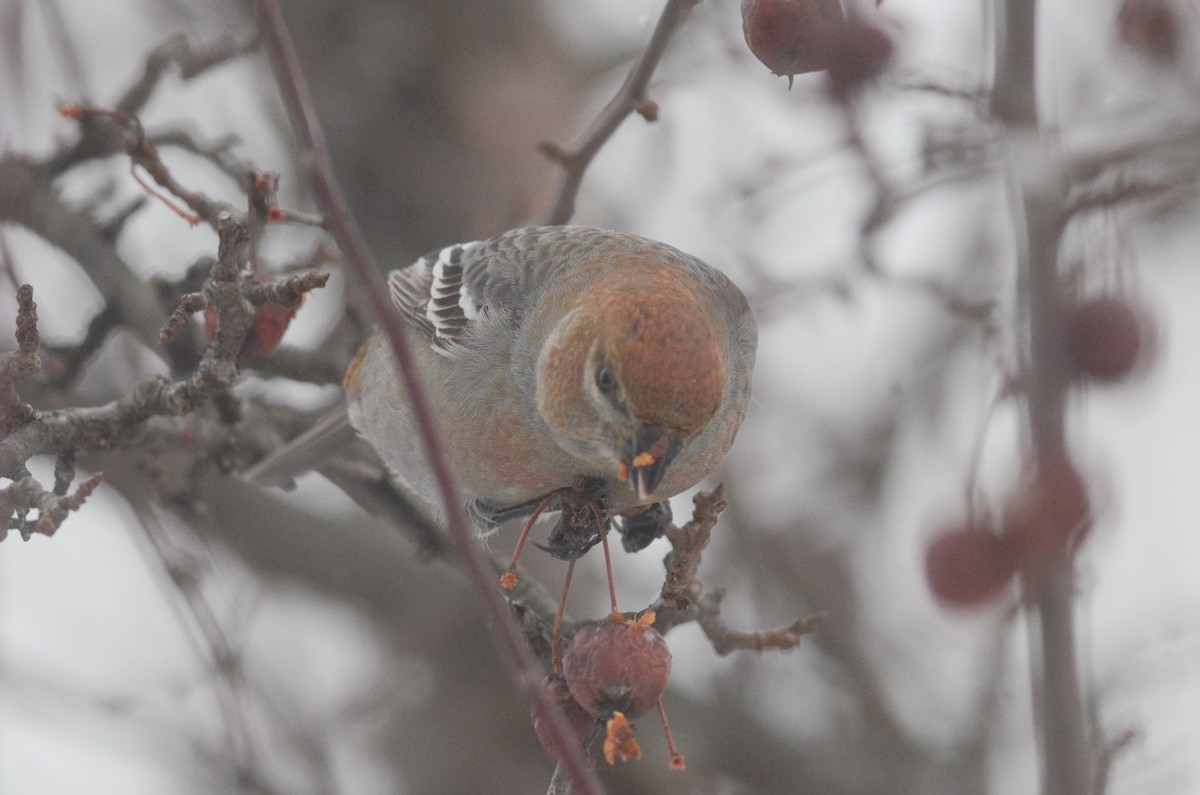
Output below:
[2,0,1200,793]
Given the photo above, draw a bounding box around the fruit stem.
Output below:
[504,492,557,585]
[656,698,686,770]
[552,558,576,672]
[590,501,619,615]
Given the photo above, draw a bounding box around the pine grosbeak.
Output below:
[253,225,757,550]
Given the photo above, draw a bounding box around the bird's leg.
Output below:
[617,500,673,552]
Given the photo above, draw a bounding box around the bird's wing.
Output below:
[386,226,662,353]
[387,240,482,347]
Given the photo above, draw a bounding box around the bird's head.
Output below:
[536,272,726,502]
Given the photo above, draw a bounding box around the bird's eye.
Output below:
[595,365,617,395]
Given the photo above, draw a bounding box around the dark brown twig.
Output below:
[541,0,699,225]
[254,3,606,792]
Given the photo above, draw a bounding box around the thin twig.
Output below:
[149,128,253,185]
[0,154,166,346]
[45,33,258,176]
[59,105,226,227]
[695,590,824,655]
[254,4,606,792]
[117,32,260,116]
[541,0,699,225]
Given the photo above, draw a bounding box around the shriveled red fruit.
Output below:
[1009,451,1091,570]
[1065,295,1148,383]
[562,613,671,720]
[203,288,301,363]
[925,525,1019,606]
[532,674,596,756]
[827,19,894,98]
[1118,0,1178,61]
[741,0,845,85]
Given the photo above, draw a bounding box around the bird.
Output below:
[247,225,757,553]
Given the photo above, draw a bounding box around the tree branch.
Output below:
[0,155,166,347]
[650,487,823,654]
[993,2,1093,793]
[540,0,699,225]
[0,217,328,495]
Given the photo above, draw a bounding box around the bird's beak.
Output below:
[617,427,680,502]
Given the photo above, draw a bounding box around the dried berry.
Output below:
[827,19,894,98]
[562,612,671,720]
[1065,295,1149,384]
[1009,451,1092,571]
[925,524,1018,606]
[1118,0,1179,61]
[203,280,300,364]
[741,0,845,86]
[531,674,596,756]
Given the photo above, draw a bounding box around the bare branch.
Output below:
[58,105,229,227]
[149,128,253,185]
[0,155,165,347]
[695,589,825,655]
[0,215,328,484]
[647,487,821,659]
[541,0,699,225]
[117,32,260,116]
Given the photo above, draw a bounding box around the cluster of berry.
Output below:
[926,296,1153,606]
